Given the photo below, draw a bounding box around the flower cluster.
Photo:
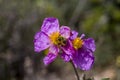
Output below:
[34,17,96,70]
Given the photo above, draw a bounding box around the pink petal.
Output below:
[70,30,78,40]
[83,38,96,52]
[49,45,59,55]
[60,26,70,39]
[72,47,94,70]
[34,32,50,52]
[41,17,59,36]
[43,53,57,65]
[60,51,71,62]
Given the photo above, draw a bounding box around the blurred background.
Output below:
[0,0,120,80]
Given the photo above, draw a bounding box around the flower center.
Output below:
[72,37,83,50]
[50,32,59,45]
[50,32,66,46]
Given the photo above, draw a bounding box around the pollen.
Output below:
[72,37,83,50]
[50,32,66,46]
[50,32,60,45]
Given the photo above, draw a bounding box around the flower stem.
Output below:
[70,61,80,80]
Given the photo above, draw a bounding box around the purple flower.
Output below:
[34,17,96,71]
[61,31,96,70]
[34,17,71,65]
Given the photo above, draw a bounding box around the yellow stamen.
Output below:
[49,32,66,46]
[72,37,83,50]
[49,32,60,45]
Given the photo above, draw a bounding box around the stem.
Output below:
[70,61,80,80]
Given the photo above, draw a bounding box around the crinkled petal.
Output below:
[61,40,75,56]
[80,34,85,39]
[34,32,50,52]
[41,17,59,36]
[60,26,70,39]
[60,51,71,62]
[43,53,57,65]
[70,30,78,40]
[72,47,94,70]
[49,45,59,55]
[83,38,96,52]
